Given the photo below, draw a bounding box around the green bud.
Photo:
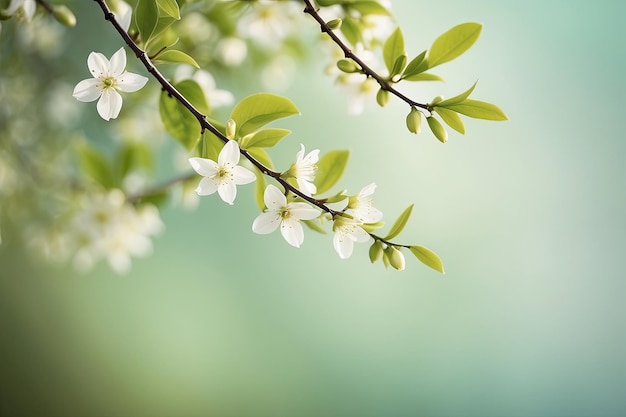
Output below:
[52,5,77,27]
[430,95,444,106]
[369,241,384,263]
[388,246,406,271]
[427,116,448,143]
[0,10,11,20]
[406,107,422,135]
[376,89,390,107]
[382,246,391,269]
[337,59,359,73]
[226,118,236,139]
[327,18,342,30]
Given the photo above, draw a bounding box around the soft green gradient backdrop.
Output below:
[2,1,625,416]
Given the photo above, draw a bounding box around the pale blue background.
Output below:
[1,1,625,416]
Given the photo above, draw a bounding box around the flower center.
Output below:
[102,76,116,89]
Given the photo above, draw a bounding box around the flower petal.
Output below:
[231,165,256,185]
[109,48,127,77]
[113,0,132,32]
[359,182,376,197]
[73,79,102,102]
[116,71,148,92]
[217,180,237,205]
[87,51,110,78]
[195,176,218,196]
[263,184,287,210]
[288,202,320,221]
[351,225,370,242]
[280,218,304,248]
[97,88,123,121]
[303,148,320,164]
[188,157,219,177]
[333,230,354,259]
[218,140,240,166]
[296,178,316,196]
[252,212,281,234]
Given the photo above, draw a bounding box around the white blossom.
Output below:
[346,183,383,223]
[111,0,132,32]
[73,48,148,121]
[72,189,163,274]
[3,0,36,21]
[332,217,370,259]
[287,144,319,196]
[188,140,255,205]
[252,184,320,248]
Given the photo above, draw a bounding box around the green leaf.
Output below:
[347,1,391,16]
[135,0,159,45]
[402,50,428,79]
[427,117,448,143]
[438,81,478,107]
[116,142,153,181]
[156,0,180,19]
[247,147,275,170]
[340,16,360,46]
[253,169,266,211]
[152,49,199,68]
[409,245,445,273]
[76,143,114,188]
[427,22,482,68]
[151,15,177,41]
[444,99,508,121]
[302,219,327,234]
[230,93,300,137]
[159,80,208,150]
[402,72,444,82]
[384,204,413,240]
[201,130,223,161]
[314,149,350,195]
[240,128,291,149]
[435,107,465,134]
[383,27,405,74]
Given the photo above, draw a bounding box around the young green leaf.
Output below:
[314,150,350,195]
[156,0,180,19]
[340,16,360,46]
[390,54,407,79]
[427,22,482,68]
[135,0,159,45]
[253,168,266,211]
[383,27,405,74]
[230,93,300,137]
[402,50,428,79]
[159,80,208,150]
[347,1,391,16]
[152,49,199,68]
[76,143,115,188]
[409,245,445,273]
[302,219,327,234]
[427,117,448,143]
[246,147,275,170]
[402,72,444,82]
[240,128,291,149]
[384,204,414,240]
[437,81,478,107]
[435,107,465,134]
[444,99,508,121]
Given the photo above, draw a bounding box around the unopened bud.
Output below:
[369,241,384,263]
[336,59,358,73]
[376,89,390,107]
[327,18,342,30]
[388,246,406,271]
[226,118,236,139]
[427,116,448,143]
[406,107,422,134]
[52,5,77,27]
[430,95,444,106]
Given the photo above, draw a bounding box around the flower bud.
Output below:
[388,246,406,271]
[336,59,359,73]
[369,241,384,263]
[327,18,342,30]
[376,89,390,107]
[226,118,236,139]
[406,107,422,134]
[52,5,77,27]
[427,117,448,143]
[430,95,444,106]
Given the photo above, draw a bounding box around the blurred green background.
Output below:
[1,1,625,416]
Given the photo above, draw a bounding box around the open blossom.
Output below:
[287,144,319,196]
[188,140,255,205]
[72,48,148,121]
[3,0,36,21]
[252,184,320,248]
[332,217,370,259]
[346,183,383,223]
[111,0,132,32]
